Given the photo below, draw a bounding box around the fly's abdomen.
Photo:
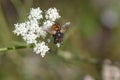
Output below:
[53,31,63,44]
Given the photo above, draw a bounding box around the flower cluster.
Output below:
[43,8,61,30]
[13,7,61,57]
[45,8,61,21]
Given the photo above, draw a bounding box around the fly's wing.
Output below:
[60,22,70,33]
[46,28,56,35]
[42,25,56,35]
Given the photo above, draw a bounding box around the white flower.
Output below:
[42,20,54,30]
[26,19,39,33]
[13,23,28,36]
[28,7,43,20]
[36,27,47,38]
[34,41,50,57]
[23,33,38,44]
[45,8,61,21]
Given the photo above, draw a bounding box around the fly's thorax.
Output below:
[52,24,60,31]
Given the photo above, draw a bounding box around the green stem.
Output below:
[0,45,33,51]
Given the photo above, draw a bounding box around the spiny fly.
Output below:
[46,22,70,47]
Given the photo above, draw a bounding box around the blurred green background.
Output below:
[0,0,120,80]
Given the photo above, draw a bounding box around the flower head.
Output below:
[13,7,64,57]
[23,33,38,44]
[13,23,28,36]
[34,41,50,57]
[45,8,61,21]
[28,7,43,20]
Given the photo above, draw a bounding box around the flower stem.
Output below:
[0,45,33,51]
